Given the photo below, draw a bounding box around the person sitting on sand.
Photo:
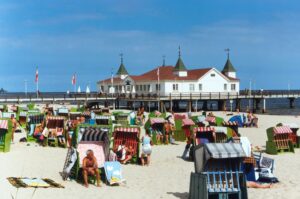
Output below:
[82,149,101,188]
[117,140,134,164]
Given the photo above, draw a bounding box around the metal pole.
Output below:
[24,80,27,97]
[249,79,252,111]
[36,79,39,98]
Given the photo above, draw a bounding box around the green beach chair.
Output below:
[266,126,294,155]
[0,119,12,152]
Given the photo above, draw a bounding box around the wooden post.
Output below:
[289,98,295,109]
[262,98,266,113]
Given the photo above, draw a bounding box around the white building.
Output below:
[97,50,240,96]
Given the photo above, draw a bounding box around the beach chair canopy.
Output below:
[150,118,165,125]
[0,120,8,130]
[18,106,29,112]
[182,118,195,126]
[79,127,109,142]
[174,113,188,120]
[154,110,161,117]
[229,115,244,127]
[19,112,27,117]
[194,127,215,133]
[82,111,91,116]
[114,127,139,133]
[58,108,69,114]
[281,123,299,129]
[69,112,82,120]
[28,114,44,123]
[95,115,111,120]
[205,116,216,123]
[47,116,65,128]
[70,112,81,115]
[28,110,40,114]
[214,127,228,134]
[194,143,246,173]
[273,126,292,134]
[2,112,16,119]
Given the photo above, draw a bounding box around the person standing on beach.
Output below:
[141,131,152,166]
[11,114,17,143]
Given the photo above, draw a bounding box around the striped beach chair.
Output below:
[113,127,140,163]
[193,127,215,145]
[69,125,110,182]
[0,119,12,152]
[189,143,248,199]
[266,126,294,154]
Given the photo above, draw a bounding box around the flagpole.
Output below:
[36,68,39,98]
[157,66,160,112]
[36,78,39,98]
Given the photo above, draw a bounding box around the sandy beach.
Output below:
[1,111,300,199]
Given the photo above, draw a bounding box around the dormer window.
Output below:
[211,73,215,77]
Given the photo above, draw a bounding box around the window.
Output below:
[143,85,146,91]
[199,84,202,91]
[224,84,227,91]
[173,84,178,91]
[189,84,195,91]
[139,85,142,91]
[148,85,150,91]
[126,85,131,92]
[231,84,236,91]
[156,84,161,91]
[136,85,139,91]
[210,73,216,77]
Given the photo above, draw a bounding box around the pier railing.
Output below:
[0,90,300,103]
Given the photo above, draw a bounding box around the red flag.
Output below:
[72,74,76,85]
[35,68,39,83]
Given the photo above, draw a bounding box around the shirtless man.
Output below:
[11,114,17,143]
[82,150,101,188]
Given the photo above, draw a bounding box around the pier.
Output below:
[0,90,299,113]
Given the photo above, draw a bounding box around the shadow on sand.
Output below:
[167,192,189,199]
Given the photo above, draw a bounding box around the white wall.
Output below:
[97,68,240,95]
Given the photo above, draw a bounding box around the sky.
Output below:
[0,0,300,92]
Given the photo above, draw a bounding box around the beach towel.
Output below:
[104,161,126,185]
[7,177,64,188]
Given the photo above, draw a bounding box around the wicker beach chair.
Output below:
[266,126,294,155]
[112,127,140,164]
[0,119,12,152]
[189,143,248,199]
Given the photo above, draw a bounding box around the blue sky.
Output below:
[0,0,300,92]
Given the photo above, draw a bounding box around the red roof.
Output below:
[100,66,212,84]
